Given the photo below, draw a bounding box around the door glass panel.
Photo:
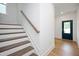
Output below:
[64,22,70,33]
[0,4,6,14]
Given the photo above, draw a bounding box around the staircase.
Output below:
[0,23,37,56]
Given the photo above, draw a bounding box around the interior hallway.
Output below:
[48,39,79,56]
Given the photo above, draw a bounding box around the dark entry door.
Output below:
[62,20,73,40]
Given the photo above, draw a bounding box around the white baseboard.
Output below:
[41,46,55,56]
[77,42,79,48]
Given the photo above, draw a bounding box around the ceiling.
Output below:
[54,3,79,17]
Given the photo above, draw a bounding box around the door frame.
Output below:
[62,20,73,40]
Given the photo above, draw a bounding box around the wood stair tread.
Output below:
[0,23,21,26]
[0,32,25,35]
[0,23,37,56]
[0,28,23,29]
[8,46,34,56]
[30,53,38,56]
[0,40,30,52]
[0,36,28,42]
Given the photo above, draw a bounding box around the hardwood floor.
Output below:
[48,39,79,56]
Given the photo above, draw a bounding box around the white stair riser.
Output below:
[0,33,27,39]
[0,25,22,28]
[0,43,31,56]
[0,38,29,47]
[0,24,36,56]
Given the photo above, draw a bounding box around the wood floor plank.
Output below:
[48,39,79,56]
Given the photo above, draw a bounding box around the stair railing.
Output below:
[20,10,40,33]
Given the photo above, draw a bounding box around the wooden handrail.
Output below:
[20,10,40,33]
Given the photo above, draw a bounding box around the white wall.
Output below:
[55,11,77,41]
[0,3,55,55]
[40,3,55,55]
[0,3,18,24]
[17,3,40,55]
[77,8,79,47]
[17,3,40,30]
[17,3,55,55]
